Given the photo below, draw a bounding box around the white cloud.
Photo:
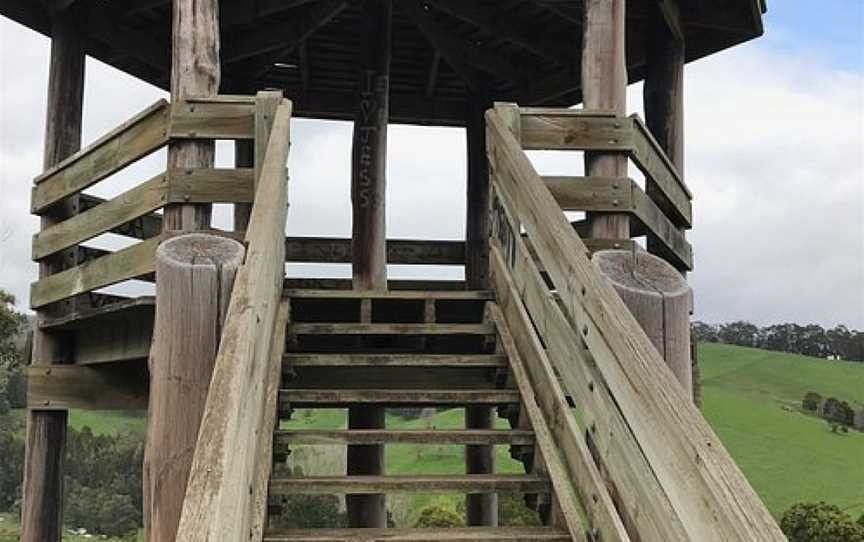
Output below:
[0,18,861,327]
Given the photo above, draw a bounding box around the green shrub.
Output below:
[780,502,864,542]
[413,505,464,528]
[499,493,542,527]
[802,392,822,412]
[273,493,347,529]
[0,417,24,511]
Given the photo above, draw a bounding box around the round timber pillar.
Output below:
[593,250,693,398]
[143,234,245,541]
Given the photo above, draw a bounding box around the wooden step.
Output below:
[279,389,520,410]
[263,527,570,541]
[290,323,495,336]
[284,353,507,368]
[269,474,549,495]
[274,429,535,447]
[285,289,494,300]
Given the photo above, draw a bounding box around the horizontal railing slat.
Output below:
[166,167,255,203]
[519,112,692,228]
[32,100,170,213]
[170,100,256,140]
[30,237,160,309]
[32,173,167,261]
[544,176,692,270]
[285,237,465,265]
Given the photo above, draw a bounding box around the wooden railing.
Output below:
[175,98,293,540]
[517,107,693,270]
[29,95,262,309]
[486,104,784,541]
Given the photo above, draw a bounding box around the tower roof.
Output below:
[3,0,765,125]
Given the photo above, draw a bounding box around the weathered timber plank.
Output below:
[38,295,154,331]
[285,367,497,391]
[290,323,495,335]
[263,526,569,541]
[32,100,170,213]
[279,389,520,409]
[273,429,535,446]
[490,304,620,540]
[175,98,292,541]
[544,176,692,269]
[250,299,291,540]
[283,289,491,300]
[518,114,692,227]
[487,109,784,541]
[33,173,167,260]
[285,237,465,265]
[283,279,467,291]
[79,194,163,239]
[284,354,506,367]
[169,100,255,140]
[30,237,160,308]
[490,261,634,542]
[166,167,255,203]
[27,363,148,410]
[268,475,549,495]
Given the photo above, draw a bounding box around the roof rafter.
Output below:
[424,0,573,65]
[401,0,529,90]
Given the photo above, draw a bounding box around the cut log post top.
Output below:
[592,249,692,397]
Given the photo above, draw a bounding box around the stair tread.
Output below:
[285,289,494,300]
[284,353,507,367]
[279,389,520,409]
[263,526,569,541]
[291,323,495,335]
[273,429,534,445]
[269,474,550,495]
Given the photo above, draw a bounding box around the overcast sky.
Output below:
[0,3,862,328]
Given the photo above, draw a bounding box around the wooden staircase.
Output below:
[263,289,572,541]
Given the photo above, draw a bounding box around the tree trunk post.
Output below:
[21,6,86,540]
[144,0,222,538]
[582,0,629,240]
[465,87,492,290]
[347,0,391,529]
[143,234,245,541]
[465,87,497,526]
[643,5,694,398]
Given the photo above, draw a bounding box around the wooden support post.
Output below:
[465,407,498,526]
[233,140,254,231]
[21,6,86,540]
[643,4,694,398]
[351,0,390,292]
[143,234,244,541]
[582,0,629,240]
[162,0,220,232]
[347,0,391,529]
[465,88,492,290]
[144,0,222,539]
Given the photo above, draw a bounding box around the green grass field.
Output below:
[2,342,862,535]
[698,343,864,519]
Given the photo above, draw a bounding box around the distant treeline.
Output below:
[692,321,864,361]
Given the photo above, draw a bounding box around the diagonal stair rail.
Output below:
[485,103,785,542]
[175,97,293,541]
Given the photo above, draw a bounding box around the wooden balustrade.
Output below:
[515,106,694,270]
[485,105,784,541]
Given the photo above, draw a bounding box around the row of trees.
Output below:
[692,321,864,361]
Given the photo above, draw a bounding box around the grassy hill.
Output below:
[698,342,864,518]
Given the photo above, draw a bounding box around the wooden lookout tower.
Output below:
[7,0,786,540]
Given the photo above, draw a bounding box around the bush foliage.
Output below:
[780,502,864,542]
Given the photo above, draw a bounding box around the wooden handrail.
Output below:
[175,97,292,541]
[486,105,784,541]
